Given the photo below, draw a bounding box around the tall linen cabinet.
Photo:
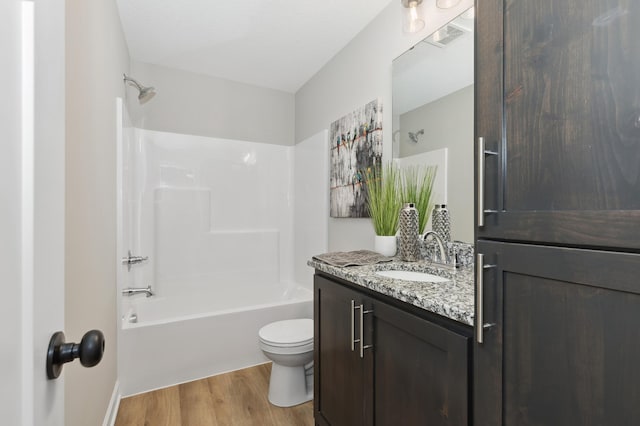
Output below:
[474,0,640,424]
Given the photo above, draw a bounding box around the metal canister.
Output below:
[431,204,451,242]
[398,203,420,262]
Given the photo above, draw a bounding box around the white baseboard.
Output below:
[103,380,121,426]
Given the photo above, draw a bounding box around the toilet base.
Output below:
[268,363,313,407]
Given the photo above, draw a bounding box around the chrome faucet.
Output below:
[423,231,456,268]
[122,285,153,297]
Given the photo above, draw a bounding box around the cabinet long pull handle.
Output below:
[351,300,360,351]
[476,253,485,343]
[476,253,496,344]
[359,304,374,358]
[477,137,498,227]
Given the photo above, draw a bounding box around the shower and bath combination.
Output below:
[123,74,156,104]
[115,94,327,395]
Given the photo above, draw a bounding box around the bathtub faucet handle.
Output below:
[122,250,149,271]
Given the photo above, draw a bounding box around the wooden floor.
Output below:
[115,363,313,426]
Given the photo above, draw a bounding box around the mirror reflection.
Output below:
[392,7,474,243]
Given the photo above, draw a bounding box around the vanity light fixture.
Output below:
[436,0,461,8]
[401,0,425,34]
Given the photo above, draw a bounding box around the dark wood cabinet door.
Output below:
[314,275,368,426]
[476,0,640,249]
[372,300,469,426]
[474,240,640,425]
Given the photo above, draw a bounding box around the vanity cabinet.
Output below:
[314,273,471,426]
[314,275,370,426]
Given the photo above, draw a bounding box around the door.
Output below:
[0,0,66,424]
[315,275,369,426]
[475,240,640,425]
[476,0,640,249]
[372,300,469,425]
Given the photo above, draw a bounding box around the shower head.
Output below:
[137,86,156,103]
[123,74,156,104]
[408,129,424,143]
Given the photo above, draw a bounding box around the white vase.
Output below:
[374,235,397,257]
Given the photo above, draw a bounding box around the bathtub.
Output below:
[118,281,313,396]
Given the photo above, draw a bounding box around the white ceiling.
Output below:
[116,0,395,94]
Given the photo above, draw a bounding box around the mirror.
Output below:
[392,7,474,243]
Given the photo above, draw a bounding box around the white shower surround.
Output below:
[117,99,328,396]
[131,128,297,296]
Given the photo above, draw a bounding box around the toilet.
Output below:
[258,318,314,407]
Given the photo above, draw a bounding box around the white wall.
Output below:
[65,1,130,425]
[295,0,473,251]
[128,61,296,146]
[294,130,329,288]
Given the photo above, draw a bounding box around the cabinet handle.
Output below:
[476,253,496,344]
[359,305,374,358]
[351,300,360,351]
[477,137,498,227]
[476,253,484,343]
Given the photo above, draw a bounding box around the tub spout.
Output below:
[122,285,153,298]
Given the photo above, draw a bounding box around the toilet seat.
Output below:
[259,340,314,355]
[258,318,313,348]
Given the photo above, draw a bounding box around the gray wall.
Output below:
[295,0,473,251]
[65,0,130,424]
[400,84,474,242]
[129,61,296,146]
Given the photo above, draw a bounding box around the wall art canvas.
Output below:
[330,99,383,218]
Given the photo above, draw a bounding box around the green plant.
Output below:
[364,163,402,236]
[400,165,437,233]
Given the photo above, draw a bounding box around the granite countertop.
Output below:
[308,258,475,326]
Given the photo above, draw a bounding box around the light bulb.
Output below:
[409,2,419,20]
[403,0,425,33]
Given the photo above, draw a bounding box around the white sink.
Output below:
[375,270,450,283]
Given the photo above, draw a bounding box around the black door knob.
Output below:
[46,330,105,379]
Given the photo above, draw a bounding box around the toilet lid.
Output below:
[259,318,313,347]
